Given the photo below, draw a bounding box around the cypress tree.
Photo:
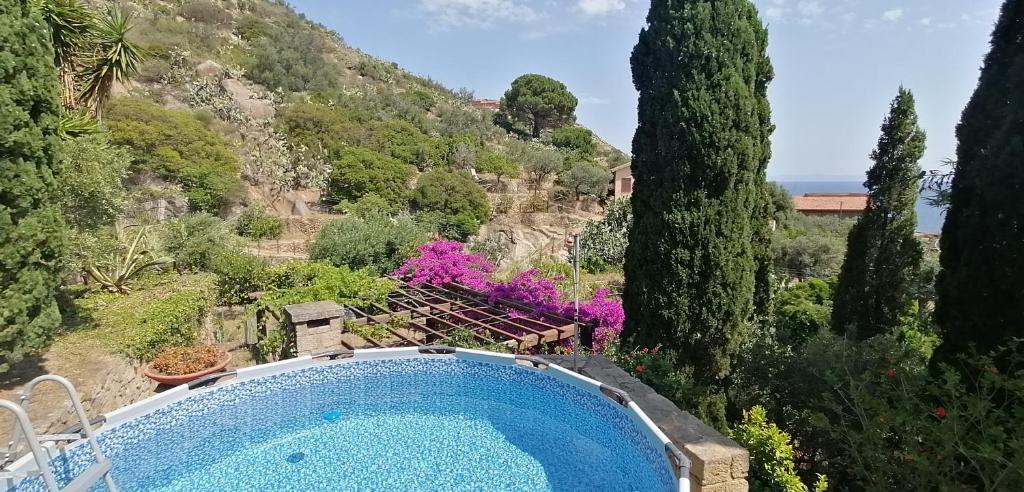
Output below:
[1,0,66,371]
[935,0,1024,362]
[832,88,926,339]
[623,0,773,388]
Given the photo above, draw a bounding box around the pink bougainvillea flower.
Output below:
[391,241,495,290]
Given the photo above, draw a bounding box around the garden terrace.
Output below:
[292,281,588,354]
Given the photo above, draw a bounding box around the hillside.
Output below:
[93,0,627,264]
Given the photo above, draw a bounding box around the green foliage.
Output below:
[333,192,398,218]
[497,74,578,137]
[623,0,774,388]
[78,8,147,116]
[56,133,130,231]
[251,263,396,321]
[550,126,595,159]
[774,215,852,279]
[276,102,366,158]
[767,182,795,225]
[509,140,563,190]
[105,98,242,213]
[235,207,285,240]
[325,147,413,208]
[773,279,831,348]
[0,0,66,371]
[210,250,268,305]
[244,15,340,92]
[308,215,426,275]
[580,199,631,272]
[159,213,231,272]
[730,406,823,492]
[557,161,609,200]
[833,88,925,340]
[935,0,1024,365]
[180,0,231,24]
[410,169,490,238]
[475,151,520,183]
[366,119,432,167]
[442,327,513,353]
[74,273,216,361]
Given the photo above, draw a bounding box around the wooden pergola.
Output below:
[328,281,587,353]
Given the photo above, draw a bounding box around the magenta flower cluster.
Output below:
[391,241,495,291]
[392,241,625,351]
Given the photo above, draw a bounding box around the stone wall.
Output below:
[546,355,749,492]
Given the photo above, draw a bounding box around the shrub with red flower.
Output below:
[391,241,495,291]
[571,289,625,352]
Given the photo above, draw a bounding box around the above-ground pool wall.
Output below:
[544,354,750,492]
[7,347,728,492]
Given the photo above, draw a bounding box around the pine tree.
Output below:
[934,0,1024,362]
[0,0,66,371]
[832,88,926,340]
[622,0,774,388]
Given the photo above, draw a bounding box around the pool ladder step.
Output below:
[1,375,117,492]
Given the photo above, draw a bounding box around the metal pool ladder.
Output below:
[1,375,117,491]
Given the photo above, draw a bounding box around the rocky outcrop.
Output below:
[195,60,224,79]
[220,78,274,120]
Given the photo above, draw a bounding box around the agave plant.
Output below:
[33,0,96,109]
[86,226,172,294]
[79,8,146,119]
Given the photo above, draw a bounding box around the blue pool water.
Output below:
[15,358,675,492]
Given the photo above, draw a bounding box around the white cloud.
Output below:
[765,7,784,21]
[920,17,932,26]
[796,1,823,17]
[882,8,904,22]
[578,95,609,105]
[419,0,539,30]
[577,0,625,16]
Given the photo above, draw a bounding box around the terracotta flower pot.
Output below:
[144,350,232,386]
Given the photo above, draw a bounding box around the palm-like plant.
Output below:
[57,109,99,140]
[86,226,172,294]
[79,8,145,119]
[33,0,96,109]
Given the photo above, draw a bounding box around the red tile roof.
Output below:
[471,99,501,111]
[793,193,869,212]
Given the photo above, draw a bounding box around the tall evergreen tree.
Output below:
[935,0,1024,362]
[832,88,926,339]
[0,0,66,371]
[623,0,773,388]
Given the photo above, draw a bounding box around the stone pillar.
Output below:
[283,301,346,355]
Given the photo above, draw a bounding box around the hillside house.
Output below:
[611,163,633,198]
[793,192,868,218]
[471,99,501,111]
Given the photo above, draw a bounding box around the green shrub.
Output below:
[160,213,232,272]
[244,17,340,92]
[73,274,217,361]
[105,98,242,213]
[180,0,232,24]
[210,250,268,304]
[730,406,825,492]
[235,207,285,240]
[251,263,396,328]
[557,161,609,200]
[123,289,213,361]
[550,126,596,159]
[580,198,631,271]
[476,151,521,183]
[410,169,490,238]
[309,215,426,275]
[366,119,432,166]
[332,193,397,218]
[773,279,832,347]
[276,102,367,158]
[57,133,131,231]
[326,147,413,208]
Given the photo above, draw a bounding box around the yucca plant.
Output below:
[57,109,99,140]
[33,0,96,109]
[79,8,145,119]
[86,226,172,294]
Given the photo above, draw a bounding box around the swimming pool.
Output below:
[8,348,686,491]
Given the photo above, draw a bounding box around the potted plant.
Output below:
[144,345,232,386]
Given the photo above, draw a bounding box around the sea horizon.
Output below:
[775,180,944,234]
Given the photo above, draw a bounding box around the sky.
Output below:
[290,0,1003,180]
